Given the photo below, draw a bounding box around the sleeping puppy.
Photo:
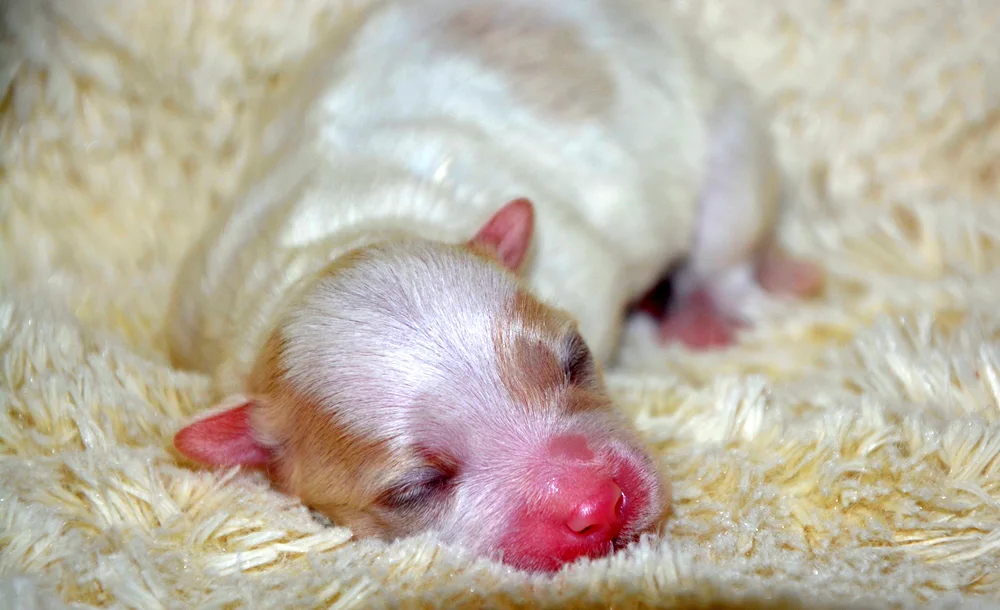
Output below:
[166,0,822,573]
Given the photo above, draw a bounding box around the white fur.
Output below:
[279,241,517,448]
[167,0,780,397]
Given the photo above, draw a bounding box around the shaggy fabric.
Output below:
[3,0,1000,608]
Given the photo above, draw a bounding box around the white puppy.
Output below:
[166,0,822,573]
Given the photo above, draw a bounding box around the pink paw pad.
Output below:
[657,290,744,350]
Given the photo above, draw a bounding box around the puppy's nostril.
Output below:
[566,480,623,535]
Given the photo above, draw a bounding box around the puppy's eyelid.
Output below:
[562,330,595,386]
[376,464,455,510]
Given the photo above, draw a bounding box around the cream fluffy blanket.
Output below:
[3,0,1000,608]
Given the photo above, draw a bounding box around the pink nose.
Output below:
[499,475,628,572]
[567,479,624,536]
[496,436,633,572]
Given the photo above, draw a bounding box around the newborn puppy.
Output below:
[174,203,663,572]
[167,0,821,572]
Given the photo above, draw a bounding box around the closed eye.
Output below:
[562,330,596,387]
[375,465,455,511]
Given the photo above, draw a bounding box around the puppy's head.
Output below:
[174,198,668,572]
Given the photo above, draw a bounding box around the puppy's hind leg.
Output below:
[658,88,823,350]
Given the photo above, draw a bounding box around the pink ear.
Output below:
[470,198,535,271]
[174,398,274,467]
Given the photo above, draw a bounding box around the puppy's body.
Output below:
[168,0,818,572]
[170,0,789,385]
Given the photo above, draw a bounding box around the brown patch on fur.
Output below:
[439,4,616,122]
[244,305,430,540]
[493,289,612,415]
[512,336,565,392]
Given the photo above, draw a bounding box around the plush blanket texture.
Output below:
[3,0,1000,608]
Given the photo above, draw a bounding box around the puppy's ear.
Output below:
[469,198,535,272]
[174,396,273,467]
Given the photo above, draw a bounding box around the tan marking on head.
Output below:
[440,5,616,122]
[493,288,612,414]
[244,269,431,540]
